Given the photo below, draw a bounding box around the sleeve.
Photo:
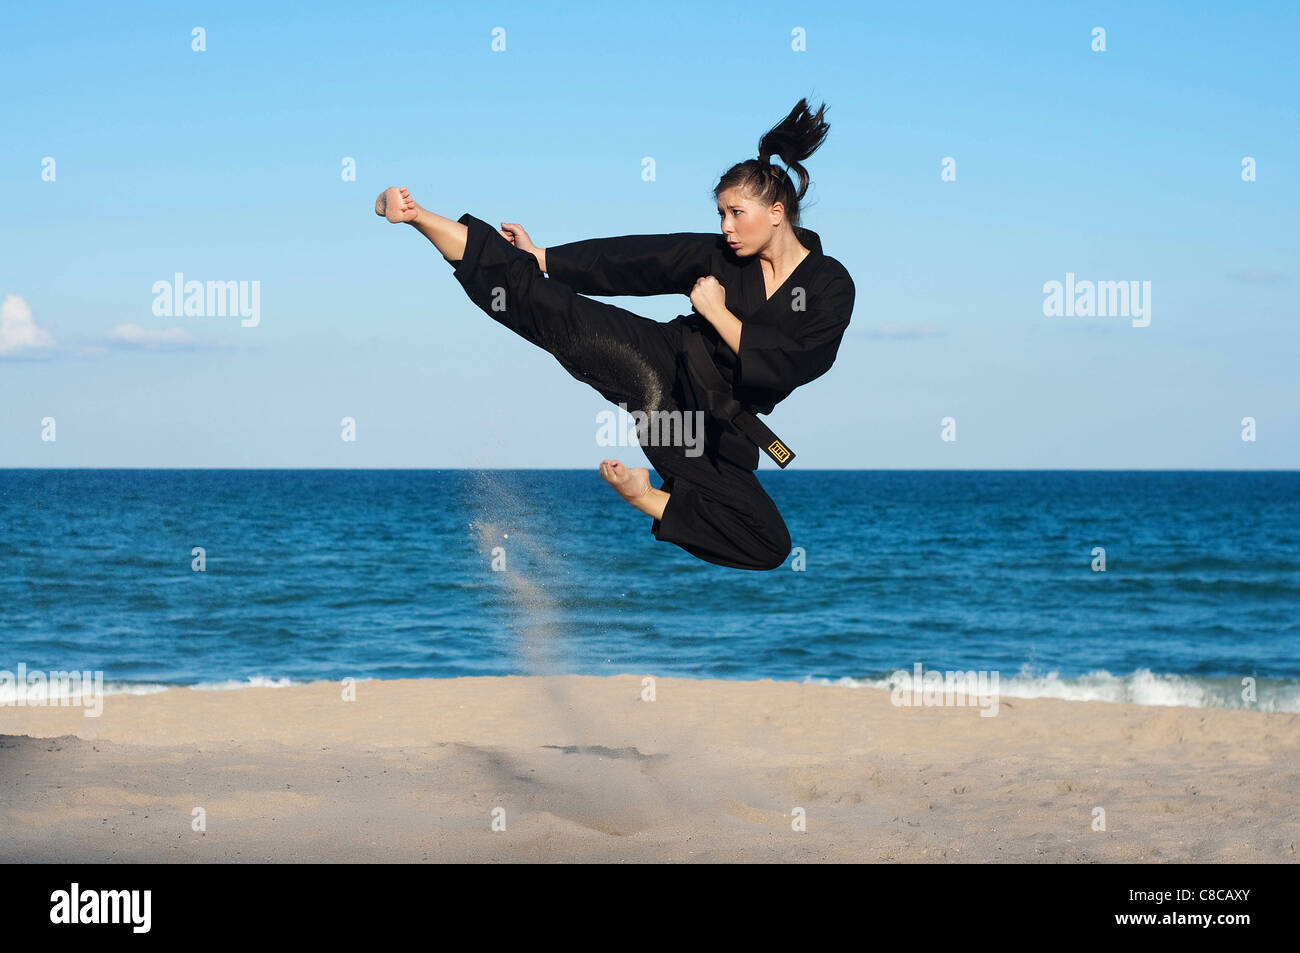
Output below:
[544,232,717,296]
[734,271,855,392]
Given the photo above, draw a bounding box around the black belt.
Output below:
[681,322,796,468]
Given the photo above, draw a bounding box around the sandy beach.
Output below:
[1,675,1297,863]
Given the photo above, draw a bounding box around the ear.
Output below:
[769,201,785,226]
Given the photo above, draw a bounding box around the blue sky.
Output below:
[2,0,1296,468]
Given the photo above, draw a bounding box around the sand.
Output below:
[1,676,1297,863]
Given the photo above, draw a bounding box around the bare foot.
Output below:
[375,186,421,224]
[599,459,651,503]
[599,459,670,520]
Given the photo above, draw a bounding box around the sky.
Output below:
[1,0,1296,468]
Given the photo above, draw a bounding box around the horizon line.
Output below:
[2,467,1297,473]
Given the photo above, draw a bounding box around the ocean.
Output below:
[2,469,1297,711]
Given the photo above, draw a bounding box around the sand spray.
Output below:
[465,467,752,839]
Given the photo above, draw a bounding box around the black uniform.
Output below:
[445,212,855,571]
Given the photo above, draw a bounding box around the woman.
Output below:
[375,98,855,571]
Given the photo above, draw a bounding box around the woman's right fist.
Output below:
[498,222,536,253]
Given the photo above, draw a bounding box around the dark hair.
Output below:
[714,98,830,230]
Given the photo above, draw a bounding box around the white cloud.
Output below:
[109,324,195,348]
[0,294,56,356]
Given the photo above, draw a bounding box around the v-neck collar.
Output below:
[746,226,824,313]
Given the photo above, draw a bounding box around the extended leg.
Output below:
[380,190,683,512]
[379,193,679,410]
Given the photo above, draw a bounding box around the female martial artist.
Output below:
[375,98,855,571]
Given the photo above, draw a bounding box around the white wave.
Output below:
[182,676,376,692]
[188,676,296,691]
[804,667,1300,713]
[103,682,172,696]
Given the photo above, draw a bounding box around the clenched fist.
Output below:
[690,275,727,320]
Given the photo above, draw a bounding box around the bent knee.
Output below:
[753,524,791,571]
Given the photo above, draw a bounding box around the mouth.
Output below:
[727,240,741,248]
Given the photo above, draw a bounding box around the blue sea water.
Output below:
[1,469,1297,711]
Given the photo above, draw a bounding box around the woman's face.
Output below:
[716,187,781,257]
